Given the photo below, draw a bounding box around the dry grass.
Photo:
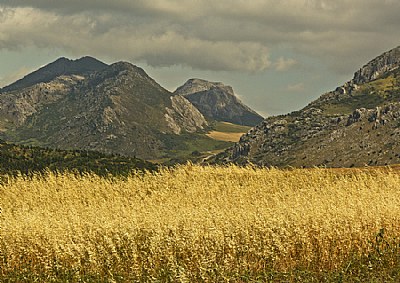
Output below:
[1,164,400,282]
[206,131,245,142]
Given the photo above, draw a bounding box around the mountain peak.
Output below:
[53,56,69,63]
[174,78,263,126]
[76,56,106,66]
[109,61,148,77]
[1,56,108,93]
[353,46,400,84]
[175,78,234,97]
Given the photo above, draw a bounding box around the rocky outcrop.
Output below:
[174,78,264,126]
[213,46,400,168]
[174,78,229,96]
[215,103,400,167]
[353,46,400,84]
[165,95,208,134]
[0,75,83,125]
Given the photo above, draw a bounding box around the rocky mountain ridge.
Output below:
[1,56,108,93]
[174,78,264,126]
[353,46,400,84]
[0,56,266,161]
[0,59,212,160]
[213,46,400,167]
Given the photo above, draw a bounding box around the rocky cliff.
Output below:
[174,78,264,126]
[213,46,400,167]
[353,46,400,84]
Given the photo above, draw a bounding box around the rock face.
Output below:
[165,95,208,134]
[174,78,264,126]
[214,46,400,167]
[0,75,83,126]
[353,46,400,84]
[0,58,208,160]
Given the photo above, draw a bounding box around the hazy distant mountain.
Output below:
[174,78,264,126]
[214,46,400,167]
[0,57,217,160]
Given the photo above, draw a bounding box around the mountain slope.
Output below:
[1,56,108,93]
[0,58,212,160]
[0,139,156,177]
[174,78,264,126]
[214,46,400,167]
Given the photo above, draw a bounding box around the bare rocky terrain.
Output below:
[213,46,400,167]
[0,58,210,160]
[0,57,262,161]
[175,78,264,126]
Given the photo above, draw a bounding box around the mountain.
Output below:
[0,57,225,161]
[174,78,264,126]
[1,56,108,93]
[214,46,400,167]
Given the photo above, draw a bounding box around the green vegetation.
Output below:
[0,140,156,178]
[159,133,233,164]
[321,70,400,115]
[322,92,385,115]
[213,121,252,133]
[149,121,251,163]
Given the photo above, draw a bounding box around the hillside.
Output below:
[0,58,232,161]
[174,78,264,126]
[214,46,400,167]
[0,139,156,177]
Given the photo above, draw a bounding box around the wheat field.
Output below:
[206,131,245,142]
[1,164,400,282]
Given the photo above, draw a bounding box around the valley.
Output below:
[2,2,400,282]
[0,57,261,165]
[1,45,400,283]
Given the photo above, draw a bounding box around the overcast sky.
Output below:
[1,1,399,116]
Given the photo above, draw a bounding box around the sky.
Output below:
[0,1,399,116]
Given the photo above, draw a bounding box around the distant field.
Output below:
[207,121,251,142]
[206,131,244,142]
[214,121,252,133]
[2,165,400,282]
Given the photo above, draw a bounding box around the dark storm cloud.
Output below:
[1,1,400,72]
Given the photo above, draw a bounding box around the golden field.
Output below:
[206,131,245,142]
[1,164,400,282]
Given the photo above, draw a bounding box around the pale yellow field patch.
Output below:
[206,131,245,142]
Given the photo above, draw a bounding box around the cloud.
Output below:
[1,1,400,73]
[274,57,297,71]
[287,82,305,92]
[0,6,271,72]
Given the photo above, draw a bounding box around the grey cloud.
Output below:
[274,58,297,72]
[0,7,271,71]
[286,82,305,92]
[1,1,146,15]
[1,1,400,73]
